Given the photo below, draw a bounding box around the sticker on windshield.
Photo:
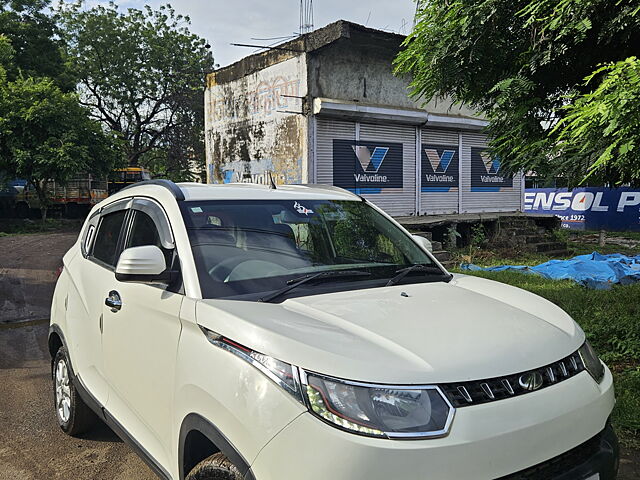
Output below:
[191,206,203,213]
[293,201,314,216]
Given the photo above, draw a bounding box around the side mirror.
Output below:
[412,234,433,253]
[115,245,170,283]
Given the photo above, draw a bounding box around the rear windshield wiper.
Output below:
[386,264,452,287]
[259,270,372,303]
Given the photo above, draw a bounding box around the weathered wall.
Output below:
[205,55,308,185]
[308,34,479,119]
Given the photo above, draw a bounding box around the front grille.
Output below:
[497,430,601,479]
[440,350,585,407]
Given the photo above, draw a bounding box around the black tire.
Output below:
[52,347,97,436]
[186,452,242,480]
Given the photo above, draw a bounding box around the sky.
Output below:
[106,0,418,68]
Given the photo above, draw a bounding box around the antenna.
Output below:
[299,0,314,35]
[268,172,277,189]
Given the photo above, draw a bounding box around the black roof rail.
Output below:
[120,179,185,201]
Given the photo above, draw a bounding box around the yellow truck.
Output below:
[108,166,152,195]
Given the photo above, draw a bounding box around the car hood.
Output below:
[196,274,584,384]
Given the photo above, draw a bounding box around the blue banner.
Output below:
[524,188,640,231]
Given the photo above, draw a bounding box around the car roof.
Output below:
[120,182,362,202]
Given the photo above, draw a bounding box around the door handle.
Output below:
[105,290,122,312]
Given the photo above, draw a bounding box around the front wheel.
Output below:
[186,452,242,480]
[52,347,97,435]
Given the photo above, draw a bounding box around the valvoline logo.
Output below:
[470,147,513,191]
[332,140,403,192]
[426,149,455,173]
[482,152,501,175]
[352,146,389,174]
[421,144,459,191]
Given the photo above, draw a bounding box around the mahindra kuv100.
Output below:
[49,180,618,480]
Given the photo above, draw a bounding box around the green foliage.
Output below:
[470,224,487,248]
[57,2,214,171]
[555,57,640,183]
[552,227,570,244]
[0,71,120,217]
[0,0,72,89]
[397,0,640,185]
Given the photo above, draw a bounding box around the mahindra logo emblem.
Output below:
[518,372,544,391]
[352,145,389,173]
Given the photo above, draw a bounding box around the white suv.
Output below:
[49,180,619,480]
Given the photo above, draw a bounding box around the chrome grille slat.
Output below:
[440,351,585,408]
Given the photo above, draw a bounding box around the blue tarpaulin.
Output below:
[461,252,640,289]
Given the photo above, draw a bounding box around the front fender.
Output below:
[173,320,305,479]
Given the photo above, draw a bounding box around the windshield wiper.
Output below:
[386,264,452,287]
[259,270,372,303]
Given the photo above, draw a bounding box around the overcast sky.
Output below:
[106,0,418,67]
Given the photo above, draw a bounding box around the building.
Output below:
[204,20,524,217]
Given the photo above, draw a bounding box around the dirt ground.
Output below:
[0,232,77,323]
[0,321,156,480]
[0,229,638,479]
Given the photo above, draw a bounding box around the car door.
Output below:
[101,198,184,470]
[68,200,130,406]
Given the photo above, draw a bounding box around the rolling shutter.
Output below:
[420,129,460,214]
[358,122,416,216]
[460,132,523,213]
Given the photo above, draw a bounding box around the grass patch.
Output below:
[452,268,640,443]
[0,218,83,236]
[571,230,640,241]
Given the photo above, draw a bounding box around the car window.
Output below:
[92,210,127,267]
[180,199,440,300]
[126,211,162,249]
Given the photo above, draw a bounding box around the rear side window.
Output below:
[92,210,127,267]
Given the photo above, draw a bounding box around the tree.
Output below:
[0,39,120,220]
[0,0,72,89]
[395,0,640,185]
[138,89,206,182]
[57,2,214,172]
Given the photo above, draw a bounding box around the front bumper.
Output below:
[499,420,618,479]
[249,369,616,480]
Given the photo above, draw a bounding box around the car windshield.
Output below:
[180,199,443,300]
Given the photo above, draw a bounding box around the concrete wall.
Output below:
[308,34,479,119]
[204,55,308,185]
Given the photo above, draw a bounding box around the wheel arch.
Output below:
[48,324,67,359]
[179,413,255,480]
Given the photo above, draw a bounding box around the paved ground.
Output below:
[0,230,156,479]
[0,321,157,480]
[0,232,77,323]
[0,230,638,479]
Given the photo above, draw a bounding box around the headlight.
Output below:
[201,326,454,439]
[300,371,454,439]
[579,341,605,383]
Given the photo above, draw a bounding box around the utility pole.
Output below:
[299,0,314,35]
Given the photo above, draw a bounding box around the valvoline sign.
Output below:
[332,139,403,193]
[525,188,640,231]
